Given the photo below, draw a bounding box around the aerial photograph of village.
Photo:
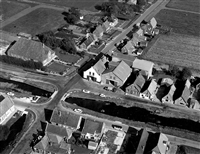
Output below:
[0,0,200,154]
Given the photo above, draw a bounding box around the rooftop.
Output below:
[0,93,14,117]
[132,58,154,73]
[93,59,106,75]
[7,38,54,62]
[82,119,104,135]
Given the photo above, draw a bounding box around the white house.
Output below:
[132,58,154,79]
[83,56,108,83]
[0,93,17,125]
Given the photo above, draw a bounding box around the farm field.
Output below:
[30,0,105,12]
[2,8,66,35]
[0,1,30,20]
[143,34,200,71]
[155,9,200,37]
[166,0,200,13]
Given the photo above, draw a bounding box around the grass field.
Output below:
[166,0,200,13]
[0,1,30,20]
[56,52,80,64]
[31,0,105,11]
[2,8,66,35]
[155,9,200,37]
[47,62,69,73]
[143,34,200,71]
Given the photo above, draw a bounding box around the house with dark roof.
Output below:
[79,33,96,50]
[50,109,81,130]
[125,74,146,96]
[162,84,176,104]
[102,61,132,87]
[7,38,56,66]
[140,79,158,100]
[93,25,104,39]
[82,119,104,140]
[174,86,191,107]
[0,93,17,125]
[83,55,108,83]
[121,41,137,55]
[34,135,49,153]
[134,128,169,154]
[102,20,111,32]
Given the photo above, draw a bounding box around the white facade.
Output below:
[110,18,118,27]
[83,67,101,83]
[0,105,17,125]
[43,51,57,66]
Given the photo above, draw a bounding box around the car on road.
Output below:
[112,125,123,131]
[99,94,106,97]
[83,89,90,93]
[104,86,117,92]
[73,109,83,113]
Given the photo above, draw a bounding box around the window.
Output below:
[89,72,91,75]
[113,76,116,80]
[92,73,94,76]
[110,76,112,79]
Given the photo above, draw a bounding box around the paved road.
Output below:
[101,0,169,55]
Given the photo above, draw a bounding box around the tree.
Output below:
[137,0,147,6]
[169,65,180,78]
[0,125,9,141]
[69,7,81,19]
[181,67,192,80]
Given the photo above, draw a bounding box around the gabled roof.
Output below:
[7,38,54,62]
[133,74,146,89]
[135,129,149,154]
[113,61,132,82]
[147,80,157,94]
[102,20,110,31]
[181,86,190,103]
[82,119,103,135]
[122,41,136,53]
[132,58,154,73]
[0,93,14,117]
[34,135,49,150]
[150,17,157,29]
[50,109,81,129]
[83,35,94,47]
[141,24,153,35]
[47,133,63,144]
[93,59,106,75]
[46,123,72,139]
[93,25,104,38]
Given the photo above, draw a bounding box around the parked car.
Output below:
[112,125,123,131]
[99,94,106,97]
[104,86,117,92]
[83,89,90,93]
[74,109,83,113]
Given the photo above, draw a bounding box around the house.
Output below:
[149,17,157,29]
[127,0,137,5]
[34,135,49,153]
[79,33,96,50]
[160,78,174,87]
[82,119,104,139]
[140,79,158,100]
[132,58,154,79]
[131,32,147,47]
[83,55,108,83]
[50,109,81,130]
[88,141,98,150]
[0,93,17,125]
[125,73,146,96]
[134,128,169,154]
[102,20,111,32]
[174,80,191,107]
[189,98,200,110]
[102,61,132,87]
[141,23,154,36]
[93,25,104,39]
[0,40,10,55]
[162,85,176,104]
[121,41,136,55]
[7,38,56,66]
[109,17,118,27]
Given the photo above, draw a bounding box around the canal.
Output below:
[65,97,200,133]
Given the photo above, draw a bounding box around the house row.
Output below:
[34,108,105,153]
[78,16,118,50]
[83,55,154,87]
[6,38,56,66]
[119,17,159,55]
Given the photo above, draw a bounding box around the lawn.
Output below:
[0,1,30,20]
[143,34,200,71]
[30,0,105,12]
[56,52,80,64]
[47,62,70,73]
[155,9,200,37]
[2,8,66,35]
[166,0,200,13]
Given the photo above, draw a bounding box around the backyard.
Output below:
[166,0,200,13]
[47,62,70,73]
[155,9,200,37]
[0,1,30,20]
[56,52,80,64]
[30,0,106,12]
[143,34,200,71]
[2,8,66,35]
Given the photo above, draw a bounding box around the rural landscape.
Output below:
[0,0,200,154]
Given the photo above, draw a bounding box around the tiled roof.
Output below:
[147,80,157,94]
[113,61,132,82]
[93,60,106,75]
[150,17,157,29]
[132,58,154,73]
[82,119,103,135]
[7,38,54,62]
[34,135,49,150]
[47,133,63,144]
[102,65,116,74]
[181,86,190,103]
[123,41,136,53]
[46,123,72,139]
[135,129,149,154]
[50,109,81,129]
[141,24,153,35]
[134,74,146,89]
[0,93,14,117]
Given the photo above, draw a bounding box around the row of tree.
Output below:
[0,55,45,70]
[62,7,81,24]
[169,65,192,81]
[37,31,77,54]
